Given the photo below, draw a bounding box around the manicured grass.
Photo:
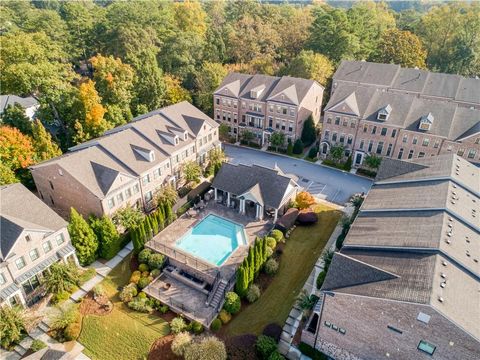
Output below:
[225,203,342,336]
[79,254,170,360]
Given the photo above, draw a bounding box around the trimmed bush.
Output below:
[287,142,293,155]
[184,336,226,360]
[150,269,161,278]
[256,335,277,360]
[246,284,261,303]
[171,331,192,356]
[264,258,279,275]
[223,292,241,314]
[127,298,152,313]
[51,290,71,304]
[265,237,276,250]
[263,323,283,342]
[137,291,147,299]
[138,263,149,272]
[170,317,187,334]
[292,139,304,154]
[30,339,47,352]
[298,342,328,360]
[268,352,285,360]
[265,247,273,258]
[148,253,165,269]
[130,270,141,284]
[159,304,169,314]
[191,320,204,334]
[270,229,283,243]
[308,146,319,159]
[137,277,151,289]
[141,271,150,278]
[316,270,326,289]
[211,318,222,332]
[297,211,318,225]
[119,283,137,303]
[64,322,81,341]
[218,309,232,324]
[138,248,152,264]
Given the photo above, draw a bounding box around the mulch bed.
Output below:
[79,293,112,317]
[155,310,177,323]
[148,334,181,360]
[224,334,258,360]
[130,255,140,271]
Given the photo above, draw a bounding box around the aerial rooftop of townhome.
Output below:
[301,153,480,360]
[319,60,480,166]
[0,183,78,308]
[213,72,324,145]
[29,101,220,218]
[142,162,300,327]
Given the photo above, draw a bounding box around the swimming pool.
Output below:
[175,214,247,266]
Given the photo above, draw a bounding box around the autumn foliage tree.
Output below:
[31,120,62,162]
[0,126,35,175]
[295,191,315,210]
[73,80,109,143]
[164,75,192,105]
[372,29,427,68]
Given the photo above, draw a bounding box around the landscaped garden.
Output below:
[223,202,342,337]
[78,253,170,360]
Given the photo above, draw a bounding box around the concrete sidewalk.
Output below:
[69,241,134,303]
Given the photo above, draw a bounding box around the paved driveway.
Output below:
[224,144,373,205]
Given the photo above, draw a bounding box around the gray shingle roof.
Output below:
[215,72,320,106]
[31,102,217,198]
[0,183,67,260]
[0,94,38,112]
[326,84,480,140]
[334,60,480,106]
[211,163,297,209]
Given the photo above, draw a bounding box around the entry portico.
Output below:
[211,163,300,222]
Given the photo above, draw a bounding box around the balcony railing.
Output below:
[146,241,217,283]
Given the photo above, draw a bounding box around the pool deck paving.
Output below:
[146,202,272,281]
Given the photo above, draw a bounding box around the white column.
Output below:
[239,199,245,214]
[273,209,278,223]
[258,204,263,220]
[227,192,230,206]
[214,188,218,201]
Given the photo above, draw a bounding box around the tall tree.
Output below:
[418,2,480,75]
[44,262,79,295]
[281,50,334,87]
[194,62,228,116]
[164,75,192,105]
[270,132,285,151]
[371,29,427,68]
[90,54,135,126]
[0,306,26,349]
[0,104,33,136]
[31,120,62,162]
[73,80,109,143]
[0,126,35,174]
[301,116,317,147]
[90,215,121,260]
[0,31,76,117]
[68,208,98,265]
[182,161,202,184]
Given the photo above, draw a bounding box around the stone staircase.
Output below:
[208,279,227,309]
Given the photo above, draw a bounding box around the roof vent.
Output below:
[438,297,444,303]
[417,312,431,324]
[441,273,446,279]
[440,282,446,288]
[448,217,453,221]
[442,261,448,266]
[445,239,451,244]
[451,201,455,205]
[447,224,453,228]
[452,184,457,188]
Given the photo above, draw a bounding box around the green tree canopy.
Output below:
[0,305,26,350]
[68,208,98,265]
[44,262,80,295]
[282,50,334,87]
[0,104,33,136]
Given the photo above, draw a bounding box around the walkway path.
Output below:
[278,203,353,359]
[70,241,134,302]
[1,241,134,360]
[225,144,372,205]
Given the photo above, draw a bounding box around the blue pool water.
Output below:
[175,214,247,266]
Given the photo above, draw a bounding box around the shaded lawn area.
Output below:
[79,253,170,360]
[225,203,341,336]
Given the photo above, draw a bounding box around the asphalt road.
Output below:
[224,144,373,205]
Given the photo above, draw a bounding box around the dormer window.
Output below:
[419,113,434,131]
[377,104,392,121]
[250,85,265,99]
[148,151,155,162]
[175,137,179,145]
[184,132,188,141]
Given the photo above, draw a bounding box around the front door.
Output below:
[355,152,363,166]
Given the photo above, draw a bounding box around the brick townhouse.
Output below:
[319,61,480,166]
[30,102,220,218]
[213,73,324,146]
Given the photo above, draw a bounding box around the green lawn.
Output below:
[225,203,342,336]
[79,254,170,360]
